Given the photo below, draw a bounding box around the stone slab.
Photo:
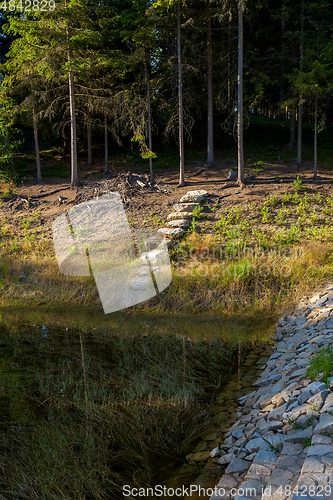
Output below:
[173,203,200,212]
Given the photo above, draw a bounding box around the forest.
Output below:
[3,2,333,499]
[1,0,333,187]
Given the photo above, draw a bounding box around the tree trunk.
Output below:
[237,0,244,186]
[104,113,108,174]
[31,83,42,184]
[207,0,214,165]
[227,58,231,112]
[83,127,87,151]
[279,0,286,119]
[145,57,154,186]
[68,68,78,187]
[289,106,296,147]
[297,0,305,165]
[314,91,318,180]
[177,0,185,187]
[87,107,92,166]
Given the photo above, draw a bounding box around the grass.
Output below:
[2,189,333,322]
[306,345,333,382]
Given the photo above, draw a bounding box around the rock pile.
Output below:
[157,190,209,246]
[207,284,333,500]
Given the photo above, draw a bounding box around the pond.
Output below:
[0,305,275,499]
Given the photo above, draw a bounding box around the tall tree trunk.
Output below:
[66,1,78,188]
[68,66,78,187]
[227,57,231,112]
[279,0,286,119]
[31,82,42,184]
[177,0,185,187]
[87,107,92,166]
[207,0,214,165]
[297,0,305,165]
[314,91,318,180]
[146,57,154,186]
[237,0,244,186]
[104,113,108,174]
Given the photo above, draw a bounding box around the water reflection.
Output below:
[0,306,275,499]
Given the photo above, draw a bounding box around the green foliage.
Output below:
[192,206,205,219]
[0,116,21,182]
[306,345,333,381]
[303,438,312,448]
[292,176,308,193]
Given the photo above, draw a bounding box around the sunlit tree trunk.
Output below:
[146,57,154,185]
[104,112,108,174]
[207,0,214,165]
[177,0,185,187]
[237,0,244,186]
[87,107,92,166]
[31,82,42,184]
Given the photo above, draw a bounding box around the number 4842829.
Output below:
[0,0,55,10]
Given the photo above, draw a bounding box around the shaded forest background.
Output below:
[1,0,333,186]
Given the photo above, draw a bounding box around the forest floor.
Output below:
[2,153,333,241]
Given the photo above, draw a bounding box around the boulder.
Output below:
[173,203,200,212]
[179,190,208,203]
[167,212,193,221]
[167,219,190,229]
[227,169,237,180]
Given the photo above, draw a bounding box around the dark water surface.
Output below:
[0,305,274,499]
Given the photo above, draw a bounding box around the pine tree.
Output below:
[1,29,44,183]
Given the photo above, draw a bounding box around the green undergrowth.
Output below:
[306,345,333,383]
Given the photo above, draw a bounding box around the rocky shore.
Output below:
[207,285,333,500]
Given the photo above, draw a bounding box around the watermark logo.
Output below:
[52,192,172,314]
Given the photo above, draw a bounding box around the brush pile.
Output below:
[74,172,171,204]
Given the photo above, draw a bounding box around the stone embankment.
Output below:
[207,285,333,500]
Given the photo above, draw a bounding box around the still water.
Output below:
[0,305,274,499]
